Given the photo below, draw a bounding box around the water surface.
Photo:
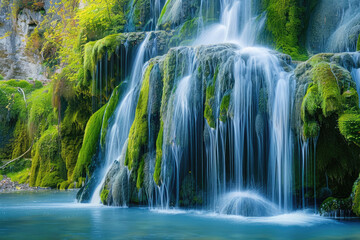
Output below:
[1,191,360,239]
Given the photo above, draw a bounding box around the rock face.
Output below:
[294,52,360,202]
[307,0,360,53]
[0,2,48,80]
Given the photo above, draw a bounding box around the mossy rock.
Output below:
[319,197,352,216]
[100,188,109,205]
[219,93,230,122]
[204,65,219,128]
[29,126,67,188]
[338,113,360,147]
[72,105,106,182]
[125,64,153,189]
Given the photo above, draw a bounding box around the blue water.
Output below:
[0,191,360,239]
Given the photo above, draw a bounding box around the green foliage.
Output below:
[6,168,31,184]
[78,0,127,41]
[125,64,152,186]
[100,83,123,147]
[219,93,230,122]
[72,105,106,182]
[0,80,41,159]
[11,120,30,159]
[357,33,360,51]
[338,114,360,147]
[169,18,200,46]
[312,63,341,117]
[160,49,177,116]
[100,188,109,204]
[58,180,70,190]
[264,0,307,60]
[319,197,352,216]
[0,158,32,184]
[0,74,3,80]
[204,66,218,128]
[154,121,163,185]
[29,125,67,188]
[301,60,355,139]
[28,87,55,139]
[136,157,145,189]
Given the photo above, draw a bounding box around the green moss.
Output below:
[219,94,230,122]
[0,158,31,184]
[264,0,307,60]
[312,63,342,117]
[353,176,360,216]
[125,64,153,185]
[72,105,106,182]
[6,168,31,184]
[301,84,320,120]
[342,88,359,110]
[160,50,177,116]
[11,120,30,159]
[59,180,71,190]
[91,34,124,64]
[100,83,124,147]
[307,53,334,67]
[338,114,360,147]
[82,41,96,88]
[303,121,320,138]
[29,125,67,188]
[319,196,352,216]
[154,121,163,185]
[100,188,109,205]
[169,18,200,46]
[204,66,219,128]
[136,157,145,189]
[357,33,360,51]
[158,0,171,26]
[28,87,55,139]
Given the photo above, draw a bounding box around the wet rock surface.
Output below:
[0,175,44,192]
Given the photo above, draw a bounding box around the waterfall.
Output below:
[90,34,152,204]
[194,0,265,46]
[325,0,360,53]
[84,0,321,216]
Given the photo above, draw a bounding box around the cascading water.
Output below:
[194,0,265,46]
[90,34,152,204]
[85,0,321,216]
[308,0,360,53]
[151,0,295,214]
[325,0,360,53]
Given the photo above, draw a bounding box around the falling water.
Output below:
[151,0,296,214]
[86,0,319,216]
[194,0,265,46]
[90,34,152,204]
[325,0,360,53]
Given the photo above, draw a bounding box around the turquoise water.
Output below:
[1,191,360,240]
